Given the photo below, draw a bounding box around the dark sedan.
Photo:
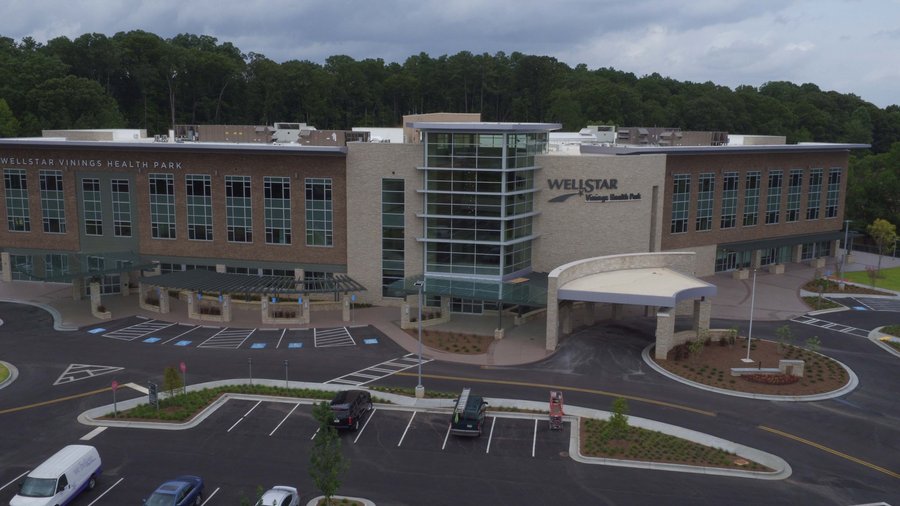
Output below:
[143,475,204,506]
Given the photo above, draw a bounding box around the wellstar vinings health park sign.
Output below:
[546,178,641,203]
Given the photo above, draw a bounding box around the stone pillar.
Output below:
[159,287,170,314]
[261,295,270,323]
[151,261,161,276]
[301,297,310,324]
[72,277,83,300]
[222,294,232,322]
[655,307,675,360]
[751,250,762,269]
[341,293,351,322]
[561,301,573,335]
[187,291,197,319]
[0,252,10,282]
[401,301,411,328]
[583,302,596,326]
[611,303,623,321]
[33,255,46,279]
[692,298,711,336]
[215,264,226,273]
[440,296,451,319]
[89,281,101,310]
[792,244,804,264]
[831,239,841,260]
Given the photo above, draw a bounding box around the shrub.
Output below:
[741,373,800,385]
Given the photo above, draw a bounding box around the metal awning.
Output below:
[388,273,548,307]
[139,269,365,295]
[718,231,844,253]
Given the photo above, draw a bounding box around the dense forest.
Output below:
[0,31,897,228]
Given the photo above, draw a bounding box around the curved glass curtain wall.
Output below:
[423,131,547,280]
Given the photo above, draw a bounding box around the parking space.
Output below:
[847,296,900,312]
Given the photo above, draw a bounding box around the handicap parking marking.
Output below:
[88,327,106,334]
[174,340,192,346]
[143,337,162,343]
[250,343,267,349]
[288,342,304,349]
[363,338,379,345]
[54,363,124,386]
[314,326,356,348]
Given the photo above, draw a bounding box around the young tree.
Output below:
[309,401,346,505]
[604,397,629,440]
[775,325,794,353]
[162,366,183,397]
[867,218,898,277]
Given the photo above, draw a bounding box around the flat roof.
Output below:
[580,143,870,156]
[557,267,717,307]
[408,122,561,132]
[0,139,347,155]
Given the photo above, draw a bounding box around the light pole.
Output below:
[414,280,425,399]
[742,268,758,363]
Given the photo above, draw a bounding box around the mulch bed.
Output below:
[802,279,894,296]
[405,329,493,354]
[652,339,849,396]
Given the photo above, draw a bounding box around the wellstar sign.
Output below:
[546,178,641,203]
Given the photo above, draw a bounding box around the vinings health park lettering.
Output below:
[546,178,641,203]
[0,156,183,170]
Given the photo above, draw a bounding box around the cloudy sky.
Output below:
[3,0,898,107]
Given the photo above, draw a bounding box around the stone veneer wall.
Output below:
[345,142,423,306]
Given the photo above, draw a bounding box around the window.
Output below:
[40,170,66,233]
[765,170,782,225]
[44,253,69,278]
[111,179,132,237]
[742,171,760,227]
[4,169,30,232]
[786,169,802,222]
[670,174,690,234]
[82,178,103,236]
[825,168,841,218]
[186,174,213,241]
[382,179,405,296]
[149,173,176,239]
[226,175,252,243]
[695,173,714,231]
[720,172,738,229]
[806,168,823,220]
[305,178,332,246]
[264,176,291,245]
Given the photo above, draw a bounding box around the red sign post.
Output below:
[179,361,187,395]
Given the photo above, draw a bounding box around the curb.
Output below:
[0,298,78,331]
[870,327,900,359]
[641,342,859,402]
[77,378,790,480]
[0,360,18,391]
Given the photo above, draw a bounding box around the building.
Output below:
[0,118,867,356]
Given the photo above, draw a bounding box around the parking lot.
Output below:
[83,315,378,350]
[0,398,571,505]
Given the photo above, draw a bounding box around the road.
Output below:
[0,301,897,505]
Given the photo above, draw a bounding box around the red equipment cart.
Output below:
[549,391,564,430]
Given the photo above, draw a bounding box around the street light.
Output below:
[414,280,425,399]
[742,268,758,363]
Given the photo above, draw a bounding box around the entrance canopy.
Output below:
[140,269,365,295]
[557,267,716,307]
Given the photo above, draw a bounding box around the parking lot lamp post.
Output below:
[742,268,758,363]
[414,280,425,399]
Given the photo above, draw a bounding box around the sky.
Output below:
[3,0,898,108]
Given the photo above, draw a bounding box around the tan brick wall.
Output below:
[346,143,423,304]
[534,153,667,272]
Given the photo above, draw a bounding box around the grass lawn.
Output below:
[844,265,900,291]
[0,363,8,383]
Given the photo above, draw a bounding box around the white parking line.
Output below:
[532,419,538,457]
[200,487,220,505]
[80,426,107,441]
[87,477,124,505]
[441,424,451,450]
[310,427,319,441]
[227,400,261,432]
[485,416,497,454]
[276,328,287,349]
[0,471,28,493]
[161,325,202,344]
[398,411,417,447]
[125,382,149,394]
[353,408,377,444]
[269,402,301,436]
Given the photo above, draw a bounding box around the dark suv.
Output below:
[449,388,488,437]
[329,390,372,430]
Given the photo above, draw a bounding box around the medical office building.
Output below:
[0,117,867,355]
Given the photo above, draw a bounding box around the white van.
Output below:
[10,445,101,506]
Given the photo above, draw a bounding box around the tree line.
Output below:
[0,30,897,227]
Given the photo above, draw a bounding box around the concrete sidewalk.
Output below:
[1,253,896,367]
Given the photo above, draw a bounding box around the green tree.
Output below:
[0,98,20,137]
[26,75,125,129]
[603,397,629,440]
[775,325,794,352]
[163,366,183,397]
[309,401,346,505]
[867,218,898,275]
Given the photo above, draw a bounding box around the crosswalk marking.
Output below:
[103,319,175,341]
[198,328,256,349]
[325,353,433,386]
[791,315,870,338]
[315,327,356,348]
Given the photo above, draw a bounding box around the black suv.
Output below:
[449,388,488,437]
[329,390,373,430]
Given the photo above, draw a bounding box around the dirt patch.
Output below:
[405,329,493,354]
[652,339,849,396]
